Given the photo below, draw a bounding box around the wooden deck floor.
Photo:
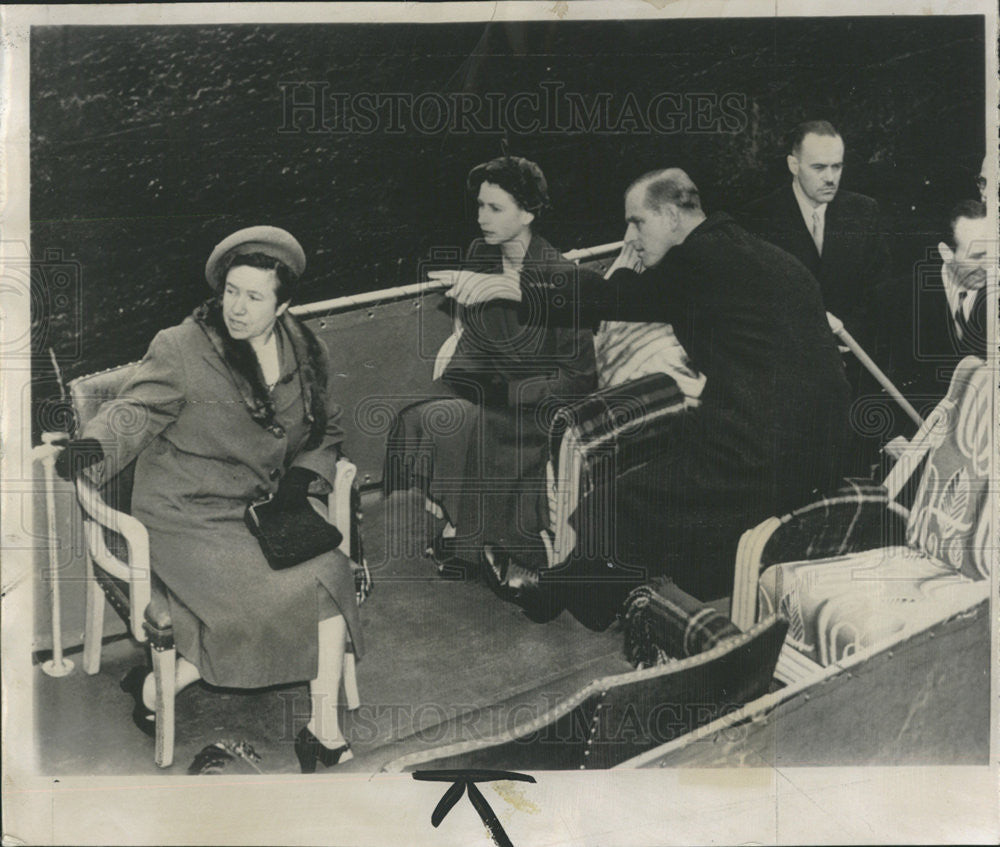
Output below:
[34,492,632,776]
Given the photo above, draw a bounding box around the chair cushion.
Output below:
[905,358,991,579]
[94,570,133,627]
[758,547,987,666]
[594,320,705,401]
[143,579,175,650]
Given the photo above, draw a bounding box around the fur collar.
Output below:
[192,298,328,449]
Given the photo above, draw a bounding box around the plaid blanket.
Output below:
[548,371,687,478]
[621,576,743,668]
[760,479,909,569]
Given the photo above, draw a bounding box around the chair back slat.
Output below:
[68,362,141,434]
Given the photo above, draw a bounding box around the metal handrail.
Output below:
[826,313,923,427]
[290,241,625,319]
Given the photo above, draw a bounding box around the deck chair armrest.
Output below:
[759,488,909,569]
[143,589,175,651]
[75,475,152,640]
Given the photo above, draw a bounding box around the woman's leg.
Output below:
[141,656,200,710]
[306,614,348,748]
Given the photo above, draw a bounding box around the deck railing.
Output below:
[290,241,625,318]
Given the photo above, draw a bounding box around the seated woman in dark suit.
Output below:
[385,156,597,585]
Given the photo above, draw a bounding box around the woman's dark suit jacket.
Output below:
[386,234,597,565]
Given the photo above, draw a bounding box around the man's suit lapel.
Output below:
[819,193,854,283]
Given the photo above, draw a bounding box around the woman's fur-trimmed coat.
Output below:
[82,305,362,687]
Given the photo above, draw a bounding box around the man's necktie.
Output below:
[955,290,969,340]
[811,209,824,255]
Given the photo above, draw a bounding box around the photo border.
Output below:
[2,2,997,844]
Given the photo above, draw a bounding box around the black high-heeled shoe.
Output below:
[119,665,156,738]
[482,548,563,623]
[294,727,353,773]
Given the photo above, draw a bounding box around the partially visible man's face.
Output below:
[947,215,991,291]
[788,133,844,206]
[623,185,677,268]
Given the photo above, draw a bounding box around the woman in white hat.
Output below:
[57,226,364,771]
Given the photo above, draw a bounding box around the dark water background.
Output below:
[30,17,985,437]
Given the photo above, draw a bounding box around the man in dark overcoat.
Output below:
[449,168,852,624]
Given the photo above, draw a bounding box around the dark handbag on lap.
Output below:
[244,494,343,571]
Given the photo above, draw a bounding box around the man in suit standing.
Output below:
[742,121,892,353]
[939,199,989,360]
[742,121,894,474]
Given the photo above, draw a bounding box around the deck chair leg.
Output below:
[151,646,176,768]
[343,648,360,711]
[81,559,105,675]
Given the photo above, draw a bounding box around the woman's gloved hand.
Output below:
[53,437,104,481]
[273,466,319,511]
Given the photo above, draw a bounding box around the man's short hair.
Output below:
[946,198,987,248]
[628,168,702,213]
[789,120,841,156]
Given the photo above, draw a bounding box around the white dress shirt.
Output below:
[253,330,281,389]
[941,264,981,338]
